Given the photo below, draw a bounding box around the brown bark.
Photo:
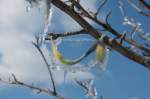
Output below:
[50,0,150,69]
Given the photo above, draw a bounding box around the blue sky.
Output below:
[0,0,150,99]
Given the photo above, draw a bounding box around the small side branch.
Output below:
[32,37,57,95]
[0,74,65,99]
[60,0,150,55]
[139,0,150,10]
[45,29,86,40]
[94,0,108,19]
[51,0,150,68]
[128,0,150,16]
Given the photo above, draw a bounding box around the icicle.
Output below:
[35,0,52,45]
[100,48,109,71]
[25,0,41,11]
[43,0,52,37]
[25,0,34,12]
[26,5,32,12]
[25,0,53,44]
[118,0,125,17]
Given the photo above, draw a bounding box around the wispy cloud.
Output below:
[130,96,139,99]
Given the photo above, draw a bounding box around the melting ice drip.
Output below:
[96,48,110,72]
[26,0,52,45]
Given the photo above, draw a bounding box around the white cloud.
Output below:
[0,0,48,82]
[130,96,139,99]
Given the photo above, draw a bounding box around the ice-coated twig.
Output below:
[32,36,57,95]
[75,79,98,99]
[128,0,150,16]
[0,74,65,99]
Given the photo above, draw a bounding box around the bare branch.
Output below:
[45,29,106,40]
[128,0,150,16]
[32,36,57,95]
[57,0,150,56]
[120,32,127,45]
[139,0,150,10]
[0,74,65,99]
[45,29,86,40]
[51,0,150,68]
[105,10,112,26]
[94,0,108,18]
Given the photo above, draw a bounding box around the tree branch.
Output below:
[45,29,86,40]
[51,0,150,68]
[0,74,65,99]
[139,0,150,10]
[32,37,57,95]
[128,0,150,16]
[63,0,150,56]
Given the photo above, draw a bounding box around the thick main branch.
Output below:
[51,0,150,69]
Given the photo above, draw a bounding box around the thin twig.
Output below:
[51,0,150,68]
[32,37,57,95]
[46,28,108,41]
[128,0,150,16]
[0,74,65,99]
[60,0,150,55]
[94,0,108,18]
[139,0,150,10]
[45,29,86,40]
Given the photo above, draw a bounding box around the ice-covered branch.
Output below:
[0,74,65,99]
